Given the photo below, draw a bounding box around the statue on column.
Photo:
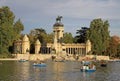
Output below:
[54,16,63,27]
[56,16,62,22]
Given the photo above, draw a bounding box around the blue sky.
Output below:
[0,0,120,37]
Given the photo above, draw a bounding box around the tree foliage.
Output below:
[0,6,24,55]
[13,19,24,39]
[106,36,120,58]
[29,28,53,43]
[45,33,53,43]
[117,44,120,58]
[63,32,73,43]
[34,28,47,43]
[29,28,53,53]
[88,18,110,55]
[107,37,118,57]
[75,27,89,43]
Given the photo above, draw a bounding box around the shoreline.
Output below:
[0,58,120,61]
[0,54,117,61]
[0,58,18,61]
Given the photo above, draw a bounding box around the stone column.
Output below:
[35,39,41,54]
[86,40,91,54]
[22,35,30,54]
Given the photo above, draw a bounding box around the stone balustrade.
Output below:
[15,54,110,61]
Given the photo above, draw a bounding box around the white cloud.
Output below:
[1,0,120,19]
[0,0,120,36]
[31,0,119,20]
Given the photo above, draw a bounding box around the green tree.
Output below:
[117,44,120,58]
[106,37,118,57]
[29,28,53,53]
[34,28,47,43]
[63,32,73,43]
[0,6,24,56]
[0,6,15,54]
[13,19,24,39]
[29,30,36,44]
[75,27,89,43]
[73,36,79,43]
[45,33,53,43]
[29,28,53,44]
[107,36,120,58]
[88,18,110,55]
[29,30,36,53]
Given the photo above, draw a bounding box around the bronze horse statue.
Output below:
[56,16,62,22]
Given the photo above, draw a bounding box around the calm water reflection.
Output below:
[0,60,120,81]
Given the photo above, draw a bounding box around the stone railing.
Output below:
[16,54,52,60]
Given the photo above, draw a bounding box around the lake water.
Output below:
[0,60,120,81]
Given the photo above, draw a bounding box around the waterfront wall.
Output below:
[96,55,110,60]
[15,54,76,61]
[15,54,110,61]
[86,55,110,60]
[16,54,52,60]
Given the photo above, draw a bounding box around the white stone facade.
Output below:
[14,16,91,56]
[21,35,30,54]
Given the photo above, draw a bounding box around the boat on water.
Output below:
[81,69,96,72]
[32,60,46,67]
[101,63,107,67]
[18,59,28,62]
[32,63,46,67]
[81,64,96,72]
[100,61,107,67]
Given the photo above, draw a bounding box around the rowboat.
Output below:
[81,64,96,72]
[100,61,107,67]
[81,69,96,72]
[101,64,107,67]
[32,63,46,67]
[18,59,28,62]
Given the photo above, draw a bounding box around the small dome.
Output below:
[35,39,40,44]
[23,35,29,41]
[53,16,64,27]
[53,22,64,27]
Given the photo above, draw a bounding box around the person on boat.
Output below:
[33,61,38,65]
[23,59,26,61]
[85,65,89,70]
[92,64,96,70]
[81,64,86,71]
[82,65,86,70]
[81,59,85,64]
[101,61,106,64]
[20,59,22,60]
[39,60,46,64]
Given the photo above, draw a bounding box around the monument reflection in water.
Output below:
[0,61,120,81]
